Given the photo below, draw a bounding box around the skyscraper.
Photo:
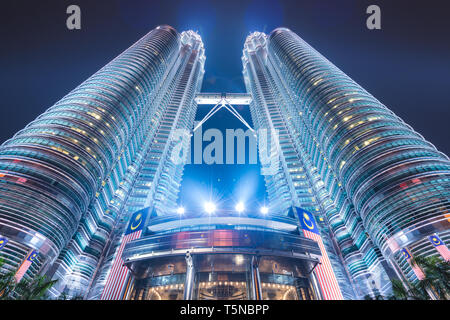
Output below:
[0,24,448,300]
[88,29,205,300]
[242,28,450,298]
[0,25,205,298]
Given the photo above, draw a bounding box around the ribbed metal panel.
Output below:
[243,27,450,296]
[0,26,180,283]
[267,28,450,261]
[86,30,205,300]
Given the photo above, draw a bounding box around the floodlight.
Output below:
[204,201,216,214]
[235,202,245,213]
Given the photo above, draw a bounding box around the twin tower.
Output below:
[0,25,448,300]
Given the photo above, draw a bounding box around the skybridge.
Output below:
[194,93,253,132]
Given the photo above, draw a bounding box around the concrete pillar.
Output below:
[309,271,323,300]
[250,255,262,300]
[183,251,195,300]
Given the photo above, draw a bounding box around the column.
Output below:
[183,251,195,300]
[309,270,323,300]
[250,255,263,300]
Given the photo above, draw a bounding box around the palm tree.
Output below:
[58,290,85,300]
[0,258,58,300]
[0,260,17,299]
[13,275,58,300]
[387,278,428,300]
[410,255,450,300]
[366,256,449,300]
[0,258,19,299]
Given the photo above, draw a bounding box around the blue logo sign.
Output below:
[27,250,38,262]
[428,234,443,247]
[295,207,320,235]
[0,237,8,250]
[125,208,149,235]
[401,248,412,260]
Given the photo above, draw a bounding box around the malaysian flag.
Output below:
[428,234,450,261]
[14,250,38,282]
[401,248,425,280]
[0,236,8,250]
[100,208,148,300]
[295,207,344,300]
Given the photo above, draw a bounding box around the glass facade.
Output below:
[87,30,205,300]
[0,26,205,298]
[128,253,318,301]
[242,28,450,298]
[122,223,323,300]
[1,24,448,300]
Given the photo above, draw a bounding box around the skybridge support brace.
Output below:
[194,93,254,133]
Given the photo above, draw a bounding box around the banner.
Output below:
[14,250,38,282]
[100,207,148,300]
[400,248,425,280]
[295,207,344,300]
[428,234,450,261]
[0,236,8,250]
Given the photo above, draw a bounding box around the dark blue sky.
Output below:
[1,0,449,212]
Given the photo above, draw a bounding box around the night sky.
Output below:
[1,0,449,212]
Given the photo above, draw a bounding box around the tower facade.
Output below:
[242,28,450,298]
[1,25,448,300]
[0,25,205,298]
[88,29,205,300]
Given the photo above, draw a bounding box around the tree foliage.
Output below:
[366,255,449,300]
[0,258,57,300]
